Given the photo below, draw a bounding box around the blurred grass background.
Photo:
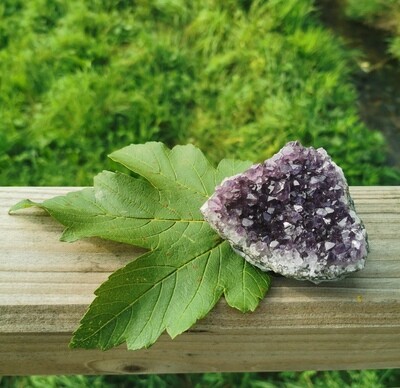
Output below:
[1,0,400,386]
[345,0,400,60]
[1,369,400,387]
[1,0,399,186]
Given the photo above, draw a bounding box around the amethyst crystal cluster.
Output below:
[201,141,368,283]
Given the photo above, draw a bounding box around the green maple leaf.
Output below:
[10,143,271,350]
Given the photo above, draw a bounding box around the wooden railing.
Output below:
[1,187,399,375]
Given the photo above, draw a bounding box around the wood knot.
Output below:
[122,364,144,373]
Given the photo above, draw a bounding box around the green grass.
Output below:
[0,0,398,185]
[1,369,400,387]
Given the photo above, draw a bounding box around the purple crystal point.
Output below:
[201,141,368,283]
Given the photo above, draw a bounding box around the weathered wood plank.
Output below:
[0,187,399,375]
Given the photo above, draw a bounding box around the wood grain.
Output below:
[0,186,399,375]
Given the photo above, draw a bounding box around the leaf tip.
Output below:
[68,332,96,350]
[8,199,41,214]
[60,228,80,242]
[68,339,78,349]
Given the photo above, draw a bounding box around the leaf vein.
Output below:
[76,240,224,344]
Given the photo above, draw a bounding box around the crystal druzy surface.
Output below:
[201,141,368,283]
